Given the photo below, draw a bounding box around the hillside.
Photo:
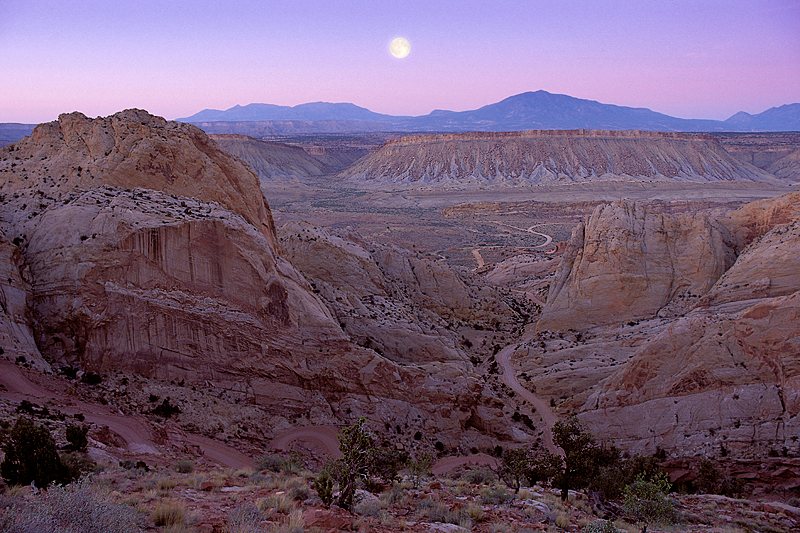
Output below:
[210,134,366,181]
[343,130,777,186]
[210,134,331,180]
[716,132,800,182]
[0,110,523,454]
[531,193,800,456]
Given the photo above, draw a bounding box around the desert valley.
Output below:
[0,104,798,532]
[1,1,800,531]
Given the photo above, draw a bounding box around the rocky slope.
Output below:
[717,132,800,182]
[530,192,800,457]
[344,130,775,186]
[280,222,526,366]
[0,230,47,371]
[209,134,332,180]
[0,110,522,450]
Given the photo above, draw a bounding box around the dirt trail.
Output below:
[471,222,554,269]
[491,220,553,248]
[495,334,559,453]
[471,248,485,269]
[270,425,340,457]
[0,361,251,468]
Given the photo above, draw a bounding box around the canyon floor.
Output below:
[1,118,799,531]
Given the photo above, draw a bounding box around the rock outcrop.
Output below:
[716,132,800,182]
[530,192,800,457]
[537,202,735,331]
[0,110,516,448]
[0,230,47,370]
[344,130,776,186]
[280,222,524,366]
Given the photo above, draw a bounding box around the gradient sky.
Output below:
[1,0,799,123]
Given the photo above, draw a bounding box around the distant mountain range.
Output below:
[178,90,800,133]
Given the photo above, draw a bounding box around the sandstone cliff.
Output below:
[537,201,735,330]
[0,230,47,370]
[343,130,776,186]
[0,111,516,448]
[529,192,800,457]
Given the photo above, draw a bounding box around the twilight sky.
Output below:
[1,0,799,123]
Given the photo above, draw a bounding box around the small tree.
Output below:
[623,472,675,533]
[312,468,334,507]
[371,444,408,485]
[525,446,562,488]
[498,447,530,493]
[407,451,433,488]
[328,417,376,510]
[498,444,561,493]
[65,423,89,452]
[552,417,598,501]
[1,417,71,487]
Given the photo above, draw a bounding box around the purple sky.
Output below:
[2,0,799,123]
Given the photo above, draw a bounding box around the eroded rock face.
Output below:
[0,231,47,370]
[3,109,277,245]
[279,222,524,366]
[538,201,734,331]
[531,192,800,458]
[0,110,516,448]
[344,130,776,186]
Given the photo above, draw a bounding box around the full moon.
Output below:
[389,37,411,59]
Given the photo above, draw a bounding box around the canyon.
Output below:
[1,109,798,530]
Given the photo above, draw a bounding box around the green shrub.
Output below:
[312,469,334,507]
[151,500,185,527]
[323,418,376,510]
[174,460,194,474]
[582,519,619,533]
[623,473,676,532]
[371,445,408,484]
[256,453,301,475]
[461,467,496,485]
[80,372,102,386]
[407,452,433,488]
[693,458,744,497]
[151,398,181,418]
[227,504,266,533]
[552,417,599,501]
[65,424,89,452]
[60,451,97,481]
[1,417,71,487]
[498,444,561,493]
[479,484,514,505]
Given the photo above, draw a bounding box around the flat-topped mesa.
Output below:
[1,109,277,245]
[386,129,718,146]
[344,129,776,185]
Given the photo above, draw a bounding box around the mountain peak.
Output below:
[176,92,800,132]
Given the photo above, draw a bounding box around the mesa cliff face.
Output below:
[0,110,514,447]
[344,130,776,185]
